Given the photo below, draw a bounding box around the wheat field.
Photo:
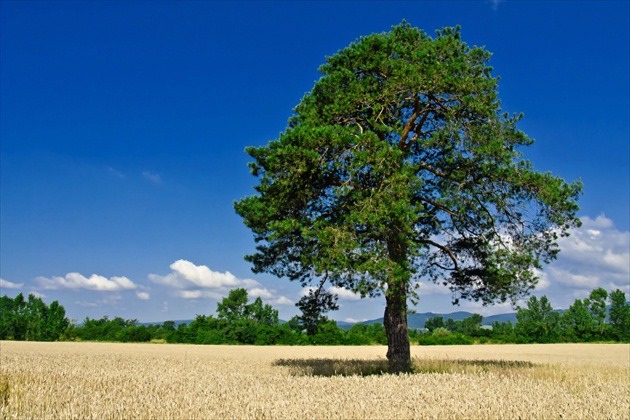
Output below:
[1,341,628,419]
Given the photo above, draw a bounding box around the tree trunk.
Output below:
[384,287,412,374]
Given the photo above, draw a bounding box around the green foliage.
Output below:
[586,288,608,336]
[462,314,484,336]
[217,288,280,326]
[75,316,146,342]
[116,325,152,343]
[167,289,289,345]
[235,21,581,371]
[417,330,474,346]
[344,324,373,345]
[345,322,388,345]
[561,298,594,342]
[608,289,630,342]
[308,320,345,345]
[6,286,624,346]
[216,288,250,322]
[0,293,69,341]
[296,287,339,335]
[424,316,444,332]
[432,327,451,339]
[515,295,560,343]
[490,320,515,342]
[439,314,488,338]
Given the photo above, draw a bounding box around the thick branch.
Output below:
[419,239,459,271]
[417,196,458,217]
[406,109,431,147]
[417,162,449,179]
[399,97,421,150]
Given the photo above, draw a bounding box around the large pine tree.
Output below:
[235,22,581,372]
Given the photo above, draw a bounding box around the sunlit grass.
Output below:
[1,342,628,419]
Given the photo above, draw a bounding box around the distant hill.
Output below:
[346,309,576,330]
[483,312,519,325]
[140,319,193,327]
[143,306,583,330]
[341,311,520,330]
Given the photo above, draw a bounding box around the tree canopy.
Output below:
[235,22,582,372]
[0,293,69,341]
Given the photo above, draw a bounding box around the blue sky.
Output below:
[1,1,628,323]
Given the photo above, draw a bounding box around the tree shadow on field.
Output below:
[273,357,536,377]
[273,358,389,377]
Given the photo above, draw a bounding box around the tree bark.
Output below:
[384,286,412,373]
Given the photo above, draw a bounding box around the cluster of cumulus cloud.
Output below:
[535,215,629,307]
[3,215,628,313]
[148,259,292,306]
[414,215,629,314]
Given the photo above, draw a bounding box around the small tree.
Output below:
[462,314,483,337]
[586,288,608,336]
[491,321,514,342]
[608,289,630,342]
[296,285,339,335]
[444,318,460,333]
[248,296,280,326]
[216,288,279,326]
[516,295,559,343]
[561,299,594,342]
[0,293,69,341]
[216,288,250,323]
[235,22,581,372]
[424,316,444,332]
[162,321,176,331]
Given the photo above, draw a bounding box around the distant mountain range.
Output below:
[143,310,523,329]
[144,304,628,330]
[335,310,523,330]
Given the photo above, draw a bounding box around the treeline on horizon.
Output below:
[1,287,629,345]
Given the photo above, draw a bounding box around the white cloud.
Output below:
[406,215,628,314]
[552,268,600,289]
[75,300,99,308]
[532,269,551,291]
[248,287,274,299]
[142,171,162,184]
[585,214,614,229]
[268,296,294,306]
[151,259,241,289]
[150,260,293,307]
[547,215,629,289]
[175,290,224,300]
[36,273,138,291]
[75,294,123,308]
[136,291,150,300]
[0,278,24,289]
[458,299,515,316]
[524,215,630,311]
[330,286,362,301]
[241,279,261,288]
[148,272,185,288]
[301,286,363,301]
[107,166,125,179]
[487,0,504,11]
[415,281,451,296]
[345,317,369,323]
